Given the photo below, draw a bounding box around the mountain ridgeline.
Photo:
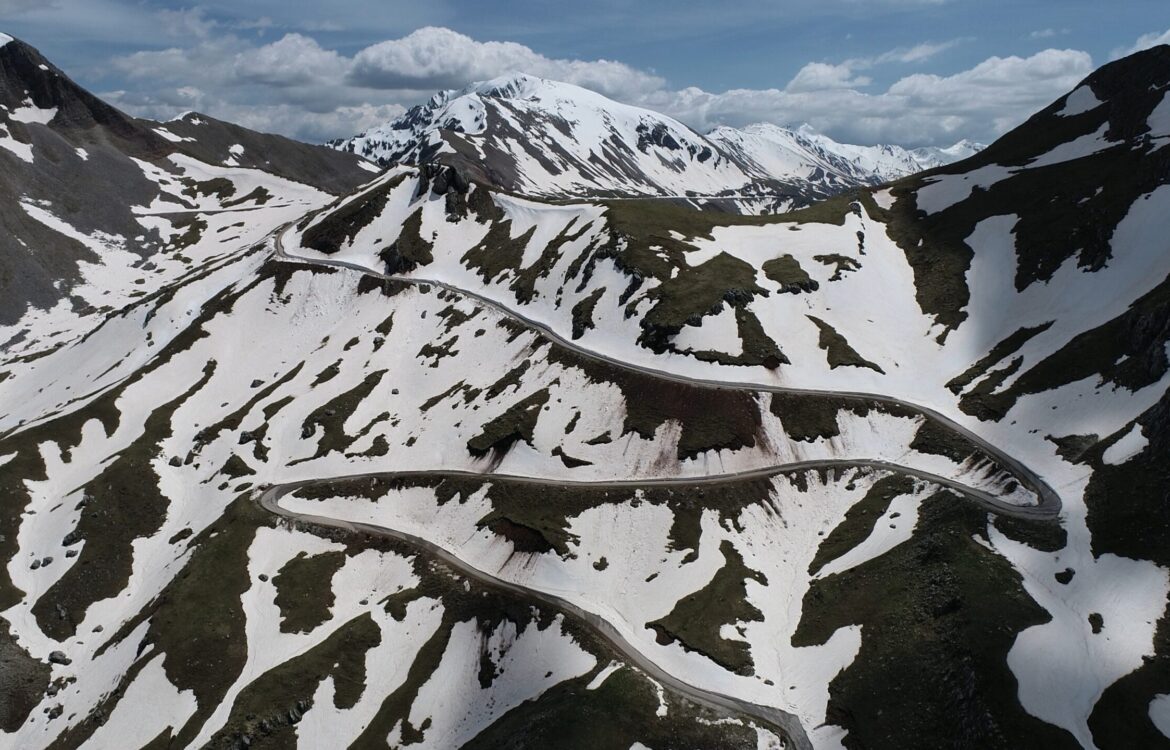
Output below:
[0,35,374,333]
[0,30,1168,750]
[327,73,982,212]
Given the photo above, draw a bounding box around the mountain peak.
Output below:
[1075,43,1170,141]
[939,42,1170,175]
[1084,43,1170,97]
[0,34,57,92]
[331,76,979,204]
[170,111,207,124]
[469,72,548,99]
[0,34,149,143]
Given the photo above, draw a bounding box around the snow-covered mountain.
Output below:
[707,122,984,187]
[0,34,376,346]
[329,73,981,211]
[2,29,1170,750]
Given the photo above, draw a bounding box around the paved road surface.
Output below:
[263,218,1069,749]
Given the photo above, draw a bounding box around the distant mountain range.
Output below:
[329,73,984,212]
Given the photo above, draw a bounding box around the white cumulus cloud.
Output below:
[648,48,1093,145]
[349,26,665,100]
[786,62,872,92]
[104,23,1103,148]
[1112,27,1170,59]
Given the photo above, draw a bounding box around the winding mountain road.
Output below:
[271,224,1060,520]
[262,220,1064,749]
[260,475,819,747]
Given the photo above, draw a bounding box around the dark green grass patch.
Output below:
[648,540,766,675]
[808,474,917,575]
[378,207,434,274]
[639,252,768,353]
[763,254,819,293]
[272,551,348,633]
[467,389,550,459]
[807,315,883,373]
[794,491,1078,750]
[33,361,216,640]
[302,175,406,255]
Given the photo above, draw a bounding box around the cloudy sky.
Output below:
[2,0,1168,147]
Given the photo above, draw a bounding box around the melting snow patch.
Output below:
[20,200,127,256]
[1151,694,1170,739]
[0,32,13,45]
[400,615,595,748]
[871,189,896,210]
[153,126,193,143]
[1025,123,1116,169]
[586,660,623,689]
[650,678,669,717]
[358,159,382,173]
[1057,86,1103,117]
[84,654,197,747]
[0,124,33,162]
[1102,423,1148,465]
[815,490,923,578]
[75,147,88,161]
[1148,89,1170,140]
[10,100,57,125]
[992,500,1170,748]
[915,164,1012,214]
[672,304,743,357]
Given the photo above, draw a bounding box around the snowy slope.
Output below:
[329,73,979,209]
[707,123,984,187]
[2,31,1170,750]
[299,45,1170,747]
[0,34,373,353]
